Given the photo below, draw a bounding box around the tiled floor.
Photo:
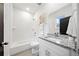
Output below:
[13,49,32,56]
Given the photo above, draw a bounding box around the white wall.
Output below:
[34,4,72,35]
[12,7,34,44]
[4,4,37,55]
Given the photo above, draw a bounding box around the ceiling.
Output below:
[41,3,71,15]
[13,3,71,15]
[13,3,46,15]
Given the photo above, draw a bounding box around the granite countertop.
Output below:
[39,35,76,51]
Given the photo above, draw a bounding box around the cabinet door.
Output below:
[47,40,70,55]
[45,46,59,56]
[69,49,78,56]
[39,44,46,56]
[39,39,58,56]
[39,39,70,56]
[39,39,46,56]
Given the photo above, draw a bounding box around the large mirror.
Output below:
[56,16,71,35]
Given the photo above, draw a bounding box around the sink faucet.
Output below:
[54,32,59,37]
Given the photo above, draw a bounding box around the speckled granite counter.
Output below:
[39,35,76,52]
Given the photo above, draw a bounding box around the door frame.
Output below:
[4,3,13,56]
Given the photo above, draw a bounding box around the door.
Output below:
[0,3,8,56]
[0,3,4,56]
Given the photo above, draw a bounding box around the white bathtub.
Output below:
[10,41,31,55]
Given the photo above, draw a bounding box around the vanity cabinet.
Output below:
[39,38,77,56]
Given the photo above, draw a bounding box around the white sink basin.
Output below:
[44,37,69,46]
[46,37,62,44]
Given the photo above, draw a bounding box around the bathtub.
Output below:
[10,41,31,55]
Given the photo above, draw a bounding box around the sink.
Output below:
[44,37,62,44]
[44,34,68,40]
[44,35,69,46]
[42,34,75,49]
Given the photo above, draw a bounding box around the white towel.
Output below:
[67,11,77,37]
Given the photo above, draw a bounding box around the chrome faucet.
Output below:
[54,33,59,37]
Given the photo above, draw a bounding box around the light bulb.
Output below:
[26,8,30,11]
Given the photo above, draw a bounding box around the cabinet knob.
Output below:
[45,50,51,56]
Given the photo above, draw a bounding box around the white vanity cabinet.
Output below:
[39,38,77,56]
